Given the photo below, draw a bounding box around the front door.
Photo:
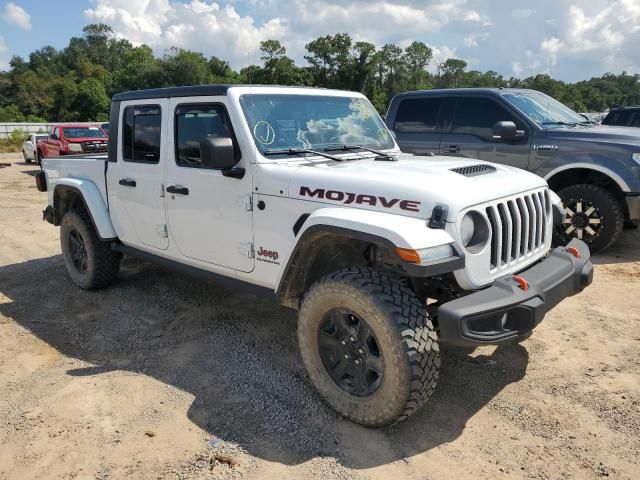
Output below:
[164,98,254,273]
[106,101,169,250]
[440,96,531,170]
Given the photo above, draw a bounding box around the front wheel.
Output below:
[60,210,121,289]
[554,184,624,253]
[297,268,440,426]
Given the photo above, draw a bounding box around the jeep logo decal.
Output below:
[299,186,421,212]
[257,247,280,265]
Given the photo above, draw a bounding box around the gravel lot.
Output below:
[1,153,639,480]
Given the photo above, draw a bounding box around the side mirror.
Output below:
[200,136,237,170]
[492,121,525,142]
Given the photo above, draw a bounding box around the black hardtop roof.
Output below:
[111,84,334,101]
[391,87,539,100]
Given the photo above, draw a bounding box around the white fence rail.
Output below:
[0,122,102,139]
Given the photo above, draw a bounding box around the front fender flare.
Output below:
[275,207,459,301]
[53,178,116,241]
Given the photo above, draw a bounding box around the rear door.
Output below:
[440,95,531,170]
[106,100,169,250]
[391,96,444,155]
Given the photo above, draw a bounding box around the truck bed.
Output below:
[43,155,109,205]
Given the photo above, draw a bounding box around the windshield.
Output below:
[239,94,395,155]
[63,127,107,139]
[502,91,587,127]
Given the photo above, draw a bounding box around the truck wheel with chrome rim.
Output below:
[297,268,440,426]
[60,210,121,289]
[554,184,623,253]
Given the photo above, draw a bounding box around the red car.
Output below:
[37,124,108,165]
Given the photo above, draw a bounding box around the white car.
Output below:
[22,133,48,163]
[37,85,594,426]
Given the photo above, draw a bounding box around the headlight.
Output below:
[633,153,640,164]
[459,211,490,253]
[395,244,455,264]
[68,143,83,152]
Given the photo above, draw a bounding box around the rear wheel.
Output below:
[554,184,624,253]
[297,268,440,426]
[60,210,121,289]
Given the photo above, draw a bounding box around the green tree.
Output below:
[162,47,213,86]
[438,58,468,87]
[74,78,110,121]
[403,41,432,88]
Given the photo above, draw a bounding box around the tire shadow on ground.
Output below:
[0,255,529,469]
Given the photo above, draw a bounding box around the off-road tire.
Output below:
[554,184,624,253]
[297,268,440,427]
[60,210,121,289]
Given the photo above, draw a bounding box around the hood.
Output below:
[261,153,548,223]
[547,124,640,146]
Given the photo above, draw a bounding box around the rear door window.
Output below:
[122,105,162,163]
[394,97,443,132]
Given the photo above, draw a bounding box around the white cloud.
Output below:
[2,2,31,30]
[84,0,640,81]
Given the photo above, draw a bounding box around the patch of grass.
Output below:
[0,130,27,153]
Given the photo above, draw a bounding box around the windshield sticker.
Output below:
[89,127,99,130]
[376,128,390,143]
[253,121,276,145]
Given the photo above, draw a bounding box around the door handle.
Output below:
[443,145,460,153]
[119,178,136,187]
[166,185,189,195]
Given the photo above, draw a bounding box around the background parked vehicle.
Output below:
[386,88,640,252]
[602,106,640,128]
[22,133,48,163]
[37,124,109,165]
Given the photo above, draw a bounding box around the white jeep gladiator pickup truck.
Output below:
[36,85,594,426]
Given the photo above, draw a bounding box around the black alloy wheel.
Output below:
[317,308,384,397]
[68,229,88,274]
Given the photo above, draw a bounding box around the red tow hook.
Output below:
[513,275,529,291]
[567,246,581,259]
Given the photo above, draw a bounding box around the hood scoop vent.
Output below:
[450,164,496,177]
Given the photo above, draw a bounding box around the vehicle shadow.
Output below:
[0,255,529,469]
[591,227,640,265]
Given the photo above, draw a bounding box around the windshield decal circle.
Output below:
[253,121,276,145]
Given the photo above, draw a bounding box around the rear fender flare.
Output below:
[53,179,116,241]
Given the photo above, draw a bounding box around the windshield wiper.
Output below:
[263,148,344,162]
[324,145,398,161]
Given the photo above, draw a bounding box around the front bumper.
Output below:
[437,239,593,346]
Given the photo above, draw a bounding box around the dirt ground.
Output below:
[1,152,639,480]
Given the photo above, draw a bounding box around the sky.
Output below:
[1,0,639,82]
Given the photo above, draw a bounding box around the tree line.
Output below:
[1,24,639,123]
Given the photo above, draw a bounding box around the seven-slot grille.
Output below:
[485,189,551,270]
